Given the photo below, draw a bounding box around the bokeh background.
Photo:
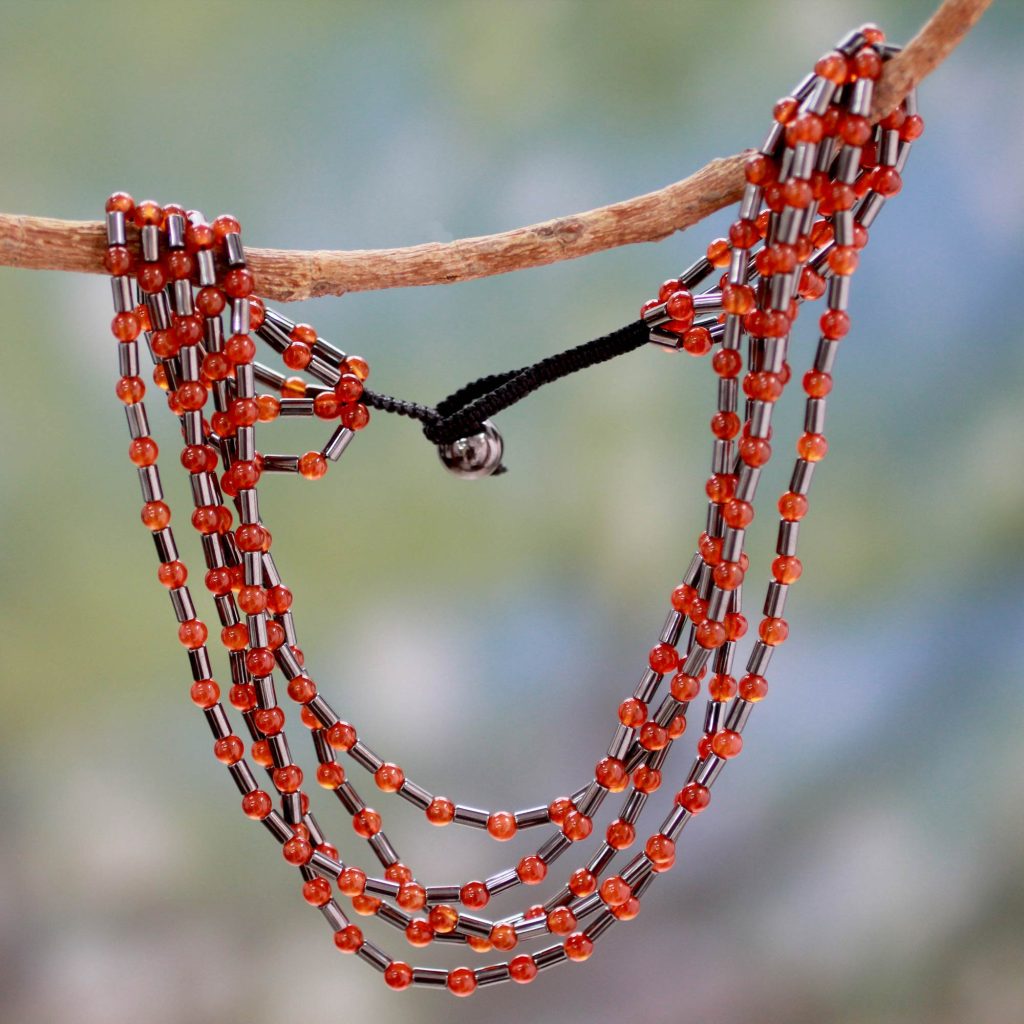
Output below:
[1,2,1022,1022]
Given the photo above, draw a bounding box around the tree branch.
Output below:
[0,0,992,302]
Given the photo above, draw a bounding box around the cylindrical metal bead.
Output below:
[236,426,255,462]
[721,528,745,564]
[152,528,178,562]
[739,185,762,221]
[106,210,127,246]
[724,697,754,733]
[764,581,788,617]
[188,647,212,682]
[281,792,303,824]
[453,805,489,829]
[356,943,391,972]
[228,760,258,795]
[224,232,245,266]
[169,586,196,622]
[484,869,519,896]
[349,741,383,774]
[323,426,355,462]
[118,343,139,377]
[777,520,800,556]
[195,250,216,287]
[140,226,160,262]
[790,458,815,495]
[111,275,133,312]
[695,755,725,788]
[815,339,839,374]
[575,782,605,819]
[735,465,760,503]
[682,645,711,677]
[412,968,449,988]
[633,668,661,703]
[661,805,691,841]
[849,77,874,117]
[514,805,550,829]
[704,700,723,736]
[203,703,231,739]
[320,901,348,932]
[255,675,276,709]
[173,279,194,316]
[749,401,772,439]
[537,833,572,864]
[262,811,292,843]
[805,398,827,434]
[368,833,399,867]
[534,945,568,971]
[398,779,432,810]
[607,723,633,761]
[747,641,773,675]
[713,640,735,675]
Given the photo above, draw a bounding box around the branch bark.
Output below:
[0,0,992,301]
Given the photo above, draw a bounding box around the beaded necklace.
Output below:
[102,24,922,997]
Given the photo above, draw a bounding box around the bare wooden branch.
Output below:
[0,0,993,301]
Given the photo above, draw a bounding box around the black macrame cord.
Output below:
[361,319,647,471]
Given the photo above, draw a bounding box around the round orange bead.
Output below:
[516,855,547,885]
[487,811,517,841]
[352,808,382,837]
[241,790,272,820]
[426,796,455,825]
[448,967,477,997]
[384,962,413,991]
[460,881,489,909]
[374,762,405,793]
[564,932,595,962]
[333,924,363,953]
[509,954,538,984]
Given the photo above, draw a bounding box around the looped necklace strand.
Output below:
[103,23,921,998]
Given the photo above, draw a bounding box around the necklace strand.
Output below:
[103,23,920,995]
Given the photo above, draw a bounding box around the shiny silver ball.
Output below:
[437,420,504,479]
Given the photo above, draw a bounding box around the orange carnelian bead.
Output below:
[606,818,636,850]
[773,96,798,123]
[803,370,833,398]
[213,735,243,765]
[517,855,548,885]
[287,674,317,703]
[612,896,641,921]
[385,863,413,884]
[648,642,679,674]
[256,394,281,421]
[546,907,577,935]
[250,739,272,767]
[564,933,595,962]
[744,153,776,185]
[316,762,345,789]
[671,583,697,613]
[157,560,189,590]
[398,883,426,911]
[336,373,364,403]
[384,962,413,991]
[739,436,772,467]
[699,531,724,565]
[739,673,769,702]
[634,764,662,793]
[333,924,363,953]
[569,867,597,898]
[677,782,711,813]
[712,729,743,759]
[695,620,726,650]
[759,617,790,646]
[189,679,219,708]
[429,904,458,933]
[487,811,517,841]
[706,237,731,267]
[797,432,829,462]
[282,342,312,370]
[708,673,737,701]
[828,246,859,276]
[772,555,803,584]
[712,348,743,379]
[820,309,850,340]
[106,190,135,215]
[352,808,382,838]
[282,836,312,865]
[374,762,405,793]
[196,286,226,317]
[778,491,809,521]
[815,50,848,84]
[562,810,593,842]
[341,403,370,430]
[645,833,676,869]
[599,876,631,908]
[314,391,341,419]
[211,214,240,242]
[853,45,882,80]
[618,699,647,728]
[303,877,332,907]
[326,720,357,751]
[460,881,489,908]
[639,722,668,751]
[111,311,141,342]
[299,451,327,480]
[338,866,367,897]
[447,968,477,998]
[225,334,255,364]
[405,919,434,947]
[729,219,760,249]
[178,619,208,649]
[683,325,712,356]
[253,707,284,735]
[241,789,272,819]
[490,923,518,951]
[722,498,754,529]
[713,561,744,591]
[273,764,303,793]
[426,796,455,825]
[671,672,701,702]
[595,755,629,791]
[510,954,538,984]
[548,796,574,826]
[351,894,381,916]
[116,375,146,404]
[103,245,133,275]
[697,734,713,759]
[706,473,736,504]
[221,623,249,651]
[711,411,740,440]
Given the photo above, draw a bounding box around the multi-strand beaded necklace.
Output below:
[102,24,921,997]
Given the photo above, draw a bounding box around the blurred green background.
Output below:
[1,1,1022,1022]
